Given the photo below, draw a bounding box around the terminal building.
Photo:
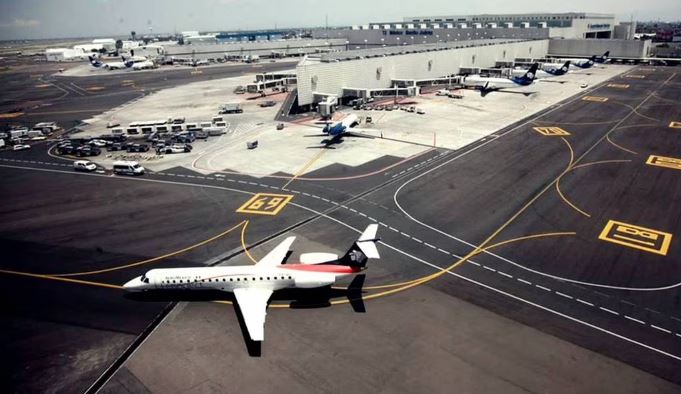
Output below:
[298,12,648,111]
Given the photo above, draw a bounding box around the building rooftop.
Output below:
[312,38,533,63]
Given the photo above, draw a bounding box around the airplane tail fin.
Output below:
[512,63,538,85]
[525,62,539,81]
[338,224,380,268]
[603,51,610,58]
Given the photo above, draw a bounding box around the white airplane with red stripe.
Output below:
[123,224,380,341]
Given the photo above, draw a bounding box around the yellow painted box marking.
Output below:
[236,193,294,216]
[598,220,672,256]
[646,155,681,171]
[533,126,571,136]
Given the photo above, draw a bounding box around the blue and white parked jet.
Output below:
[557,51,610,69]
[463,63,539,94]
[308,114,375,148]
[88,55,129,70]
[511,61,571,79]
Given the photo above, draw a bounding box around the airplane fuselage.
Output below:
[462,75,532,91]
[323,114,359,136]
[124,264,361,292]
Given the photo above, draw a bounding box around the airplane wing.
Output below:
[256,236,295,267]
[233,287,273,341]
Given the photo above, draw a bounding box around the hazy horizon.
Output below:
[1,0,680,41]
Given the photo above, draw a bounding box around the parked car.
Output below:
[276,123,285,130]
[365,116,373,123]
[416,108,426,115]
[89,139,108,147]
[126,143,150,153]
[107,142,125,151]
[259,100,277,108]
[13,144,30,151]
[76,145,101,157]
[164,143,192,154]
[73,160,97,172]
[55,144,75,155]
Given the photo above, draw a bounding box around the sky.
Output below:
[1,0,680,40]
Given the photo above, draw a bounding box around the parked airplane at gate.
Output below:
[124,225,380,341]
[463,63,539,93]
[309,113,376,148]
[557,51,609,69]
[88,56,128,70]
[511,61,571,79]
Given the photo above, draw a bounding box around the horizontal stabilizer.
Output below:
[357,224,380,259]
[300,252,339,265]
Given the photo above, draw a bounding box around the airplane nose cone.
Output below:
[123,276,143,291]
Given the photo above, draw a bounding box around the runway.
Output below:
[2,65,681,393]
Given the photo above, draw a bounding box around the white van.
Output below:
[199,121,212,128]
[113,161,145,176]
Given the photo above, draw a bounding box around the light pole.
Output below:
[410,36,414,45]
[435,34,439,48]
[364,39,367,49]
[381,38,385,47]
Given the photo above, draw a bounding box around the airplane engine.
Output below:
[294,273,335,288]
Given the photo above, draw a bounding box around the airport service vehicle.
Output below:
[436,89,451,96]
[124,224,380,341]
[462,63,538,93]
[73,160,97,172]
[276,123,285,130]
[416,109,426,115]
[246,140,258,149]
[259,101,277,108]
[558,51,609,68]
[113,161,145,176]
[12,144,30,151]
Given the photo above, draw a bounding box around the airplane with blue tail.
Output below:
[463,63,539,94]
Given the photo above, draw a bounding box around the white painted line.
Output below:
[468,261,481,266]
[555,292,573,300]
[599,307,620,316]
[412,237,423,243]
[625,315,645,325]
[358,212,367,217]
[651,325,672,334]
[483,266,496,272]
[389,227,399,233]
[536,285,551,292]
[576,299,594,307]
[424,243,436,249]
[497,271,513,279]
[517,278,532,286]
[437,248,450,255]
[400,232,410,237]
